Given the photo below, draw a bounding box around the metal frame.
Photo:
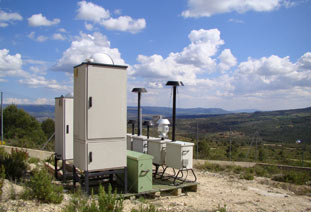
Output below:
[73,166,128,194]
[54,154,72,182]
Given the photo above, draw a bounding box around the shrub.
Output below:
[63,184,124,212]
[272,171,311,185]
[22,167,63,204]
[131,204,161,212]
[0,148,28,181]
[0,165,5,199]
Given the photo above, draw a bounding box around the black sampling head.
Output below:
[143,120,154,127]
[166,81,184,87]
[132,88,147,93]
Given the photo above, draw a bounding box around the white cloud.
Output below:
[0,10,23,27]
[37,35,48,42]
[101,16,146,34]
[232,53,311,96]
[85,22,93,31]
[182,0,292,18]
[19,75,70,91]
[218,49,237,72]
[130,28,310,110]
[76,1,146,33]
[54,32,126,72]
[52,33,66,40]
[58,28,67,33]
[28,13,60,27]
[132,29,225,85]
[0,49,27,80]
[4,97,53,105]
[76,1,110,22]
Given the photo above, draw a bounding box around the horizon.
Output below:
[0,1,310,111]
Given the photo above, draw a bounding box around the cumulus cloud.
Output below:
[233,53,311,95]
[218,49,237,72]
[28,13,60,26]
[132,29,225,85]
[101,16,146,34]
[76,1,146,33]
[130,28,310,110]
[0,49,27,79]
[54,32,126,72]
[182,0,292,18]
[0,10,23,27]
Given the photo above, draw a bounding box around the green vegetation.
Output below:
[63,184,123,212]
[22,167,63,204]
[196,161,311,185]
[0,148,28,181]
[3,105,47,148]
[41,118,55,139]
[131,204,162,212]
[0,165,5,199]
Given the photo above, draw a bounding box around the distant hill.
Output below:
[4,104,235,121]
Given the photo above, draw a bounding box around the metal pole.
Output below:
[1,92,3,144]
[172,86,176,141]
[137,92,141,136]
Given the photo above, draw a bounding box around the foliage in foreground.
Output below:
[0,165,5,199]
[0,147,28,181]
[63,184,123,212]
[22,167,63,204]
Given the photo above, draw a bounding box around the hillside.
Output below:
[176,107,311,144]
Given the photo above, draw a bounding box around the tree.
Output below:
[4,105,46,148]
[41,118,55,139]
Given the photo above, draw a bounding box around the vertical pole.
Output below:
[196,121,199,160]
[131,123,135,135]
[172,86,176,141]
[1,92,3,144]
[147,126,150,138]
[137,92,141,136]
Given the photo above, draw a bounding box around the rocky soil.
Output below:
[1,169,311,212]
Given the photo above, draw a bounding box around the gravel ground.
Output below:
[1,169,311,212]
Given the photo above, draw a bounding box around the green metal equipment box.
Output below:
[127,150,153,193]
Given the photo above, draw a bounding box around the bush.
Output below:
[272,171,311,185]
[0,148,28,181]
[22,167,63,204]
[63,184,124,212]
[0,165,5,199]
[131,204,161,212]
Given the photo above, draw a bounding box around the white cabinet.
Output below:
[132,135,148,153]
[165,141,194,170]
[55,97,73,160]
[147,138,168,165]
[73,62,127,171]
[127,134,133,150]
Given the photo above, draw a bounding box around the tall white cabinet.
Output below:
[73,62,128,172]
[55,96,73,160]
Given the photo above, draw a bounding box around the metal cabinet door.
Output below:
[87,65,127,139]
[64,99,73,160]
[74,65,87,140]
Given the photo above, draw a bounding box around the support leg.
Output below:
[62,160,66,182]
[73,165,76,188]
[124,167,128,193]
[54,155,58,180]
[85,171,89,194]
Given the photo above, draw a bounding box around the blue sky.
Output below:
[0,0,310,111]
